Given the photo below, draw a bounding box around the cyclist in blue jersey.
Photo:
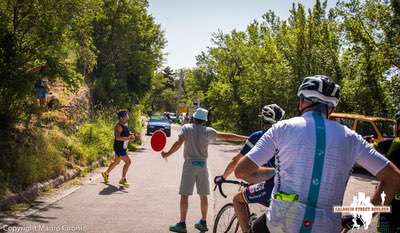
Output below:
[215,104,285,233]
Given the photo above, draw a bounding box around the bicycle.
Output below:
[213,178,265,233]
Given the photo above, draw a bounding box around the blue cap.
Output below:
[193,108,208,121]
[117,110,129,118]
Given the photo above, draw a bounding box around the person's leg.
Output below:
[40,97,45,106]
[195,167,210,231]
[101,156,121,184]
[120,155,131,179]
[106,156,121,174]
[250,214,270,233]
[169,195,189,233]
[233,192,250,233]
[170,162,194,232]
[199,195,208,221]
[180,195,189,222]
[178,163,195,222]
[235,181,273,233]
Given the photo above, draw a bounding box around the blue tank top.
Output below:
[113,123,130,151]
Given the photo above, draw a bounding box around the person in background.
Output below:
[34,68,49,107]
[215,104,285,233]
[161,108,247,233]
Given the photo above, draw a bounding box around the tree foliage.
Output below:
[0,0,102,127]
[91,0,165,108]
[0,0,165,127]
[149,67,179,112]
[184,0,399,134]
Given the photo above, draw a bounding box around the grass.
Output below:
[75,117,114,164]
[66,178,82,186]
[0,108,143,203]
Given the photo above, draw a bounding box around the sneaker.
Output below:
[194,220,208,232]
[169,222,187,233]
[101,172,109,184]
[119,178,129,187]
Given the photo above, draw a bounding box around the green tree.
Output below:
[183,0,342,134]
[91,0,165,109]
[150,67,178,112]
[0,0,101,128]
[336,0,396,116]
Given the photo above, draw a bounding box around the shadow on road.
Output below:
[219,148,241,153]
[99,184,128,195]
[134,148,147,153]
[23,213,56,224]
[0,204,61,232]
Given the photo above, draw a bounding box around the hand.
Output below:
[161,151,169,158]
[214,175,225,185]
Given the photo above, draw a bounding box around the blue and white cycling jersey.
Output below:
[240,130,275,167]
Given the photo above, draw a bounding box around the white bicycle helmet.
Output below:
[297,75,340,107]
[259,104,285,124]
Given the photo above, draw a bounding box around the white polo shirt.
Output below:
[246,111,390,233]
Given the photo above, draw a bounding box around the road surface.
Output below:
[0,125,380,233]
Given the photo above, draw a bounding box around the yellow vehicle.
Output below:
[329,113,396,143]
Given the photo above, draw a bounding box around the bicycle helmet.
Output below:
[297,75,340,107]
[259,104,285,124]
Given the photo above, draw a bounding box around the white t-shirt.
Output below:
[246,111,390,233]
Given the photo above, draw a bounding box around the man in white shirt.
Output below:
[235,75,400,233]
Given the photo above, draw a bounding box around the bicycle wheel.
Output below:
[213,203,240,233]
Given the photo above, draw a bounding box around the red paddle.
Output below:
[150,130,167,152]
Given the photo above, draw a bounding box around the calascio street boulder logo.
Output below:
[334,192,391,230]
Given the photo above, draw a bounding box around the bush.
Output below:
[76,117,114,164]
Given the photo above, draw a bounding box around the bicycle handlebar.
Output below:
[213,177,248,198]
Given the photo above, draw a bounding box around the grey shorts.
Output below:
[179,160,210,196]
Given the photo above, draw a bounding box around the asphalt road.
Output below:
[0,125,380,233]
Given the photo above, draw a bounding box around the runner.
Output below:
[102,110,136,187]
[215,104,285,233]
[235,75,400,232]
[375,111,400,233]
[161,108,247,233]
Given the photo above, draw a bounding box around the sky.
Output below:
[148,0,337,70]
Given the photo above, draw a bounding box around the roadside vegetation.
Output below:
[0,0,164,202]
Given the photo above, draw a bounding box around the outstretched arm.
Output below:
[161,135,184,158]
[222,153,244,179]
[216,132,247,142]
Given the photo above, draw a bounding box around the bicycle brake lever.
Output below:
[218,183,227,198]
